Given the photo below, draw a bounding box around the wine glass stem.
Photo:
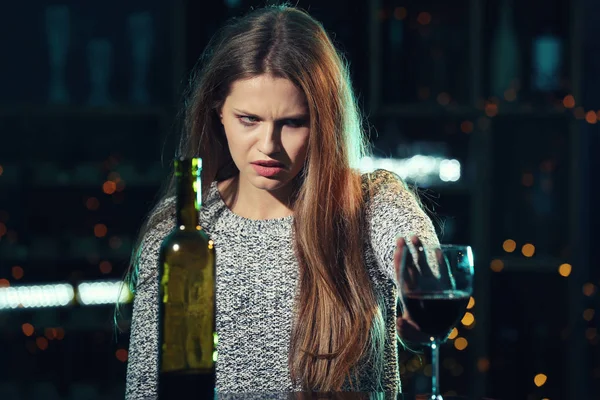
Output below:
[431,339,441,399]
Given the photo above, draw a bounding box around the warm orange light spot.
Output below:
[461,312,475,326]
[99,261,112,274]
[454,337,468,350]
[586,111,598,124]
[490,259,504,272]
[394,7,407,20]
[503,239,517,253]
[0,165,3,176]
[45,328,57,340]
[22,323,34,337]
[477,358,490,372]
[103,181,117,195]
[417,12,432,25]
[586,328,598,341]
[534,373,547,387]
[0,279,9,288]
[36,337,49,351]
[467,297,475,309]
[94,224,107,238]
[563,95,575,108]
[460,121,473,134]
[86,197,99,211]
[584,309,595,322]
[558,263,572,277]
[485,103,498,117]
[522,173,534,187]
[437,92,450,106]
[0,222,6,237]
[522,244,535,257]
[116,349,128,362]
[12,266,23,280]
[583,283,596,297]
[504,88,517,102]
[56,328,65,340]
[448,328,458,340]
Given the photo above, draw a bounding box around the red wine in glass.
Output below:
[400,243,474,400]
[403,291,470,343]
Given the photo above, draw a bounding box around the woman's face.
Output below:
[219,74,310,194]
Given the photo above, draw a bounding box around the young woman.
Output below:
[125,5,439,398]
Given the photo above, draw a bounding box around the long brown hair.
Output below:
[126,4,385,391]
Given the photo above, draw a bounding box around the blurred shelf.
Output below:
[375,102,572,119]
[376,103,476,118]
[0,104,171,119]
[0,245,133,265]
[0,256,132,266]
[0,305,132,331]
[0,162,167,188]
[0,182,162,189]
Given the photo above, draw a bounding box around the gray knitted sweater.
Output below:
[125,169,439,399]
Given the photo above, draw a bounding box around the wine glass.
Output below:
[399,243,474,400]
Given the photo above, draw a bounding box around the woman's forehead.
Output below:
[226,75,308,114]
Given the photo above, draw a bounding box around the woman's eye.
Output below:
[284,119,307,128]
[239,116,258,125]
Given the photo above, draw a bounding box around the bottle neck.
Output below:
[175,163,201,230]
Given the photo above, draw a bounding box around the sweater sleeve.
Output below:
[363,169,440,288]
[125,203,175,400]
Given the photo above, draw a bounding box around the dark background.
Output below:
[0,0,597,399]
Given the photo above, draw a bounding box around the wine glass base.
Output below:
[430,394,443,400]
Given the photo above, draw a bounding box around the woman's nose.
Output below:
[257,123,282,155]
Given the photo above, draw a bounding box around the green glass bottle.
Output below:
[157,157,217,399]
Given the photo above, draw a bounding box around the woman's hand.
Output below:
[394,236,432,346]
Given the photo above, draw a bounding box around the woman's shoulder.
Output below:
[146,196,177,231]
[360,168,409,200]
[138,197,177,254]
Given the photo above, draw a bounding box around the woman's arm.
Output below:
[365,169,440,285]
[364,170,440,347]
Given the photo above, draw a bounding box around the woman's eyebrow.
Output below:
[232,108,308,121]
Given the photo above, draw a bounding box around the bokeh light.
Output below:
[558,263,572,277]
[534,373,547,387]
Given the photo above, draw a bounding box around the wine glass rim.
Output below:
[440,244,471,249]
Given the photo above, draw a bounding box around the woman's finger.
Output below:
[410,235,435,278]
